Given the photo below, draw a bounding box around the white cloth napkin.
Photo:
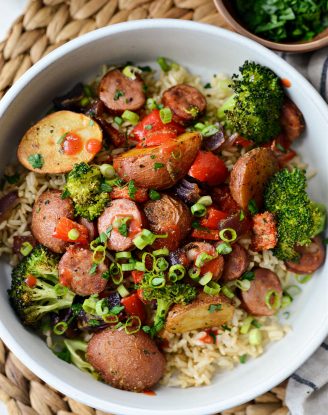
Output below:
[279,48,328,415]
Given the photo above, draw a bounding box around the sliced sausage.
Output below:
[221,243,249,282]
[184,241,216,262]
[78,217,97,242]
[183,242,223,280]
[31,190,74,253]
[143,194,192,250]
[281,98,305,141]
[86,328,165,392]
[251,212,278,252]
[240,268,282,316]
[99,69,146,113]
[211,185,240,214]
[97,199,143,251]
[230,148,279,211]
[58,245,108,296]
[286,237,325,274]
[162,84,206,125]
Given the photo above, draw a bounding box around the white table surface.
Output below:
[0,2,27,414]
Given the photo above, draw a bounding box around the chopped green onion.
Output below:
[92,245,106,264]
[188,266,201,280]
[110,305,125,315]
[80,97,90,107]
[241,271,255,281]
[99,164,116,179]
[219,228,237,243]
[121,263,135,272]
[239,210,245,221]
[191,203,207,217]
[90,237,101,251]
[20,241,33,256]
[197,196,213,206]
[103,314,119,324]
[240,316,253,334]
[122,65,141,80]
[157,57,171,72]
[110,263,123,285]
[82,295,98,314]
[249,328,262,346]
[195,252,214,268]
[146,98,157,110]
[115,251,132,260]
[222,285,235,299]
[155,257,169,272]
[99,232,108,244]
[159,107,172,124]
[202,125,219,137]
[89,262,98,274]
[149,189,161,200]
[235,279,251,291]
[199,271,213,286]
[265,290,281,310]
[281,295,292,309]
[154,162,164,171]
[216,242,232,255]
[122,110,139,125]
[53,322,68,335]
[295,274,312,284]
[133,229,167,250]
[117,284,129,297]
[95,299,109,316]
[194,122,205,131]
[239,354,247,364]
[68,228,80,241]
[135,261,146,271]
[284,285,302,298]
[150,274,166,288]
[114,116,123,125]
[153,248,169,257]
[208,304,222,313]
[125,316,141,335]
[142,252,155,271]
[168,264,186,282]
[203,281,221,296]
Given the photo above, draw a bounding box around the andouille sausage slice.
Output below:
[286,237,325,274]
[240,268,282,316]
[99,69,146,113]
[143,194,192,251]
[31,190,74,253]
[229,148,279,211]
[98,198,143,251]
[281,98,305,141]
[162,84,207,125]
[86,328,165,392]
[58,245,107,296]
[221,243,249,282]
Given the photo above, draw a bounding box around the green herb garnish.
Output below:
[154,162,164,170]
[28,154,44,169]
[208,304,223,313]
[128,180,137,200]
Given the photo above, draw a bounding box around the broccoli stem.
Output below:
[153,299,172,333]
[217,94,235,121]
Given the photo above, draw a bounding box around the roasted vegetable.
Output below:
[8,245,75,326]
[217,61,284,144]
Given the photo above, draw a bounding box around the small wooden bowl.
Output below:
[214,0,328,53]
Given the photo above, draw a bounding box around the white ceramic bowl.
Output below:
[0,19,327,415]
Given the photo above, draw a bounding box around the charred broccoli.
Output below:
[217,61,284,144]
[264,168,326,261]
[140,273,197,333]
[8,245,75,326]
[64,162,109,221]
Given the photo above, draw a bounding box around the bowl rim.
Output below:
[1,18,328,415]
[213,0,328,52]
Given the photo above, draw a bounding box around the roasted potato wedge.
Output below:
[113,132,202,189]
[17,110,103,174]
[165,292,234,334]
[229,148,279,211]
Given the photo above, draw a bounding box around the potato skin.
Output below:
[229,148,279,211]
[86,328,165,392]
[17,110,103,174]
[113,132,201,189]
[165,292,234,334]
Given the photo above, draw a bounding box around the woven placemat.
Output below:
[0,1,290,414]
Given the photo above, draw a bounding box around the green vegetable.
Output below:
[8,245,75,326]
[154,162,164,171]
[122,110,139,125]
[64,162,109,221]
[208,304,222,313]
[217,61,284,144]
[128,180,137,200]
[235,0,328,43]
[63,339,96,374]
[28,154,44,169]
[159,107,173,124]
[149,189,161,200]
[264,168,326,261]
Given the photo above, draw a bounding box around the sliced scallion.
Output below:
[216,242,232,255]
[249,328,262,346]
[195,252,214,268]
[219,228,237,243]
[117,284,129,297]
[122,110,139,125]
[99,164,116,179]
[20,241,33,256]
[159,107,172,124]
[168,264,186,282]
[222,285,235,299]
[125,316,141,335]
[68,228,80,241]
[191,203,207,217]
[53,321,68,335]
[203,281,221,296]
[199,271,213,286]
[197,196,213,206]
[265,289,281,310]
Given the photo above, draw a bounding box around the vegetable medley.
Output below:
[2,57,326,392]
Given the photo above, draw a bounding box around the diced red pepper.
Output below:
[53,217,89,245]
[200,207,228,229]
[132,270,144,284]
[25,275,37,288]
[199,333,215,344]
[192,228,221,241]
[111,186,149,203]
[137,128,178,147]
[271,135,296,166]
[121,292,146,323]
[188,151,228,186]
[234,135,253,148]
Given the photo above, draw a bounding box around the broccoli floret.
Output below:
[217,61,284,144]
[8,245,75,326]
[264,168,326,261]
[63,339,96,375]
[64,162,109,221]
[140,274,197,333]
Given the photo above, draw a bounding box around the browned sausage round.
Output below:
[240,268,283,316]
[286,237,325,274]
[58,245,108,296]
[86,328,165,392]
[281,98,305,141]
[78,217,97,242]
[98,199,143,251]
[221,243,249,282]
[184,242,216,262]
[143,194,192,250]
[99,69,146,113]
[31,190,74,253]
[162,84,206,125]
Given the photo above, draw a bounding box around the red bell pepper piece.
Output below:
[121,292,146,323]
[131,270,144,284]
[111,186,149,203]
[234,135,253,148]
[191,228,221,241]
[188,151,229,186]
[200,207,228,229]
[53,217,89,245]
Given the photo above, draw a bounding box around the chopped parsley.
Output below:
[110,305,124,315]
[28,153,44,169]
[204,82,212,89]
[89,262,98,274]
[241,271,255,281]
[239,354,247,364]
[117,217,130,237]
[208,304,223,313]
[102,270,110,280]
[149,189,161,200]
[89,319,101,327]
[154,162,164,171]
[128,180,137,200]
[150,154,156,159]
[114,89,124,101]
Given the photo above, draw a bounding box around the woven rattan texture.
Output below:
[0,0,289,414]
